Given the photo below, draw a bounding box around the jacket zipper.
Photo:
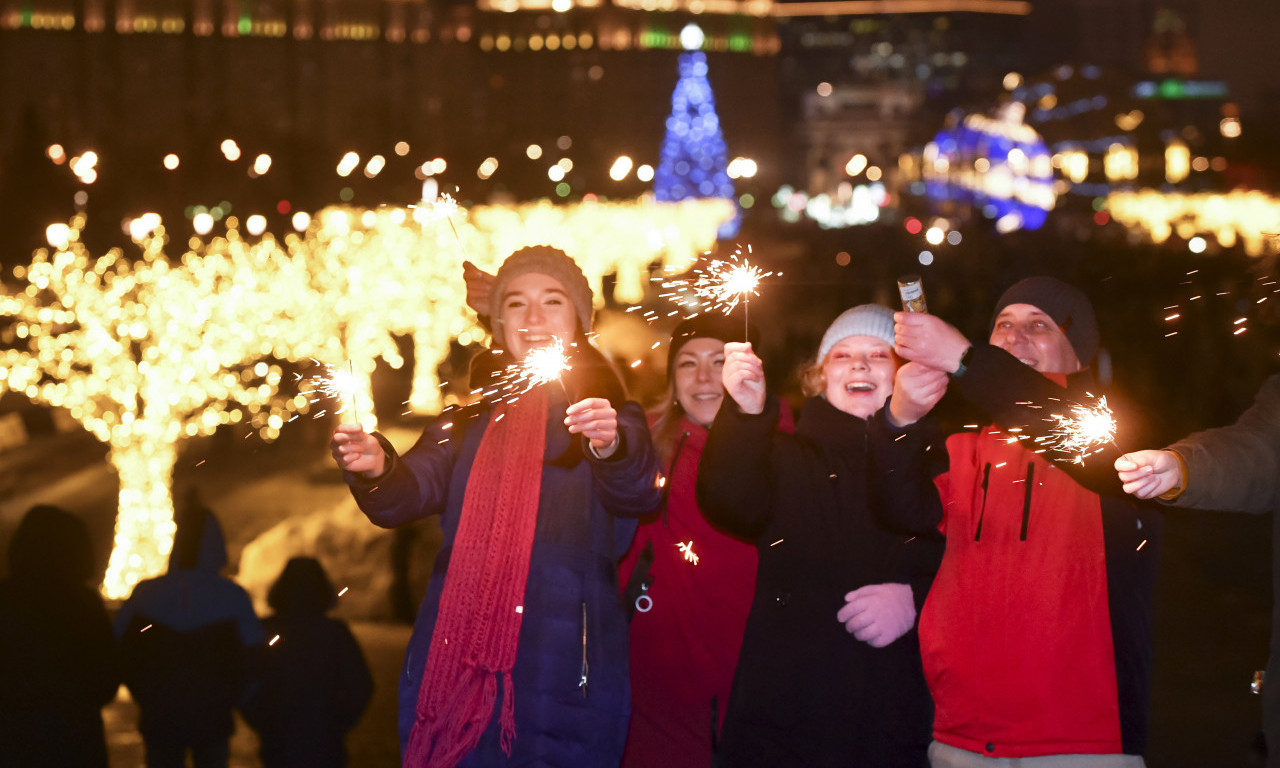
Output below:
[579,601,589,698]
[974,463,991,541]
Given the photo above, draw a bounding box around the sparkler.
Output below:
[655,245,774,338]
[298,359,363,423]
[431,192,466,254]
[1035,394,1117,465]
[480,338,574,403]
[677,540,699,565]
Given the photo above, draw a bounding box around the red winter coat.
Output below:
[618,415,758,768]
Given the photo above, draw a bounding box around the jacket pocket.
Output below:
[1019,462,1035,541]
[974,462,991,541]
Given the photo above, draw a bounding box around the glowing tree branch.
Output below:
[0,216,308,598]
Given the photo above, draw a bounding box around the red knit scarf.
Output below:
[403,387,548,768]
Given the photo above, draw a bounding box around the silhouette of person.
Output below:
[114,494,265,768]
[242,556,374,768]
[0,504,118,767]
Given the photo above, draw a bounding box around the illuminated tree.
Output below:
[654,24,739,238]
[301,196,734,414]
[0,215,309,598]
[0,196,734,598]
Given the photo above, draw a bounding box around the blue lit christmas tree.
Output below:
[655,24,739,237]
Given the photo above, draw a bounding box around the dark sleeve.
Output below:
[333,621,375,732]
[1167,374,1280,514]
[82,589,122,708]
[900,535,945,615]
[954,344,1126,495]
[866,405,947,538]
[588,401,665,518]
[345,414,463,528]
[696,397,781,541]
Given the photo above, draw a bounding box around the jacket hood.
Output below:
[168,499,227,573]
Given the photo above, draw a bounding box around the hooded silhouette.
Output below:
[0,505,118,767]
[114,494,265,768]
[242,557,374,768]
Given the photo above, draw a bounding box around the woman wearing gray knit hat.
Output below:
[330,245,664,768]
[695,303,940,767]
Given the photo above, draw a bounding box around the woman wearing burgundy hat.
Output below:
[331,246,664,768]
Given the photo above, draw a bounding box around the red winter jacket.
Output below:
[870,345,1161,759]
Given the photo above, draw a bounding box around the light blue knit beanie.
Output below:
[816,304,896,362]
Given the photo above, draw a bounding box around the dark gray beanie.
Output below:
[490,246,594,350]
[666,314,754,379]
[991,276,1099,365]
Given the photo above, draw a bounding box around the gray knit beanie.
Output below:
[489,246,594,350]
[816,304,896,362]
[991,276,1099,365]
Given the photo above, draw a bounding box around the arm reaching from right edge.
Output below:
[1116,375,1280,514]
[1114,450,1183,500]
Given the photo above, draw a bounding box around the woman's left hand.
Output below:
[566,397,619,459]
[837,583,916,648]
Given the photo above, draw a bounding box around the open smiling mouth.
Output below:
[845,382,877,393]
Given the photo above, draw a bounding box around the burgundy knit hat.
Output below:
[991,276,1099,365]
[490,246,594,350]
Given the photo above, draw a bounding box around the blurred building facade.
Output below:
[0,0,1270,264]
[0,0,781,263]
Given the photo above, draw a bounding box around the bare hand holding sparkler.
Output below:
[330,424,385,478]
[565,397,619,459]
[1115,449,1183,499]
[721,341,766,416]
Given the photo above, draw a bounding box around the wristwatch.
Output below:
[952,345,974,378]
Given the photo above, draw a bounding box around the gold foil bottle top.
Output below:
[898,274,927,313]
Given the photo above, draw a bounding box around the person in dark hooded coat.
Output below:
[0,504,118,768]
[242,556,374,768]
[114,494,266,768]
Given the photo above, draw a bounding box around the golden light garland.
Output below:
[2,215,309,598]
[1,197,732,599]
[1107,189,1280,257]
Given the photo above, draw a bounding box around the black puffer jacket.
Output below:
[697,396,941,768]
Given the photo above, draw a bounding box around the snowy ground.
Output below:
[2,419,1273,766]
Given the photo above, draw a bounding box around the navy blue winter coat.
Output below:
[347,387,664,767]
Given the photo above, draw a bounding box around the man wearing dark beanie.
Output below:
[868,276,1160,768]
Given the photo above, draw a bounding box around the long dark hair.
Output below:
[649,382,686,468]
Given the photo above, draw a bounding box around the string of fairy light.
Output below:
[0,198,731,599]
